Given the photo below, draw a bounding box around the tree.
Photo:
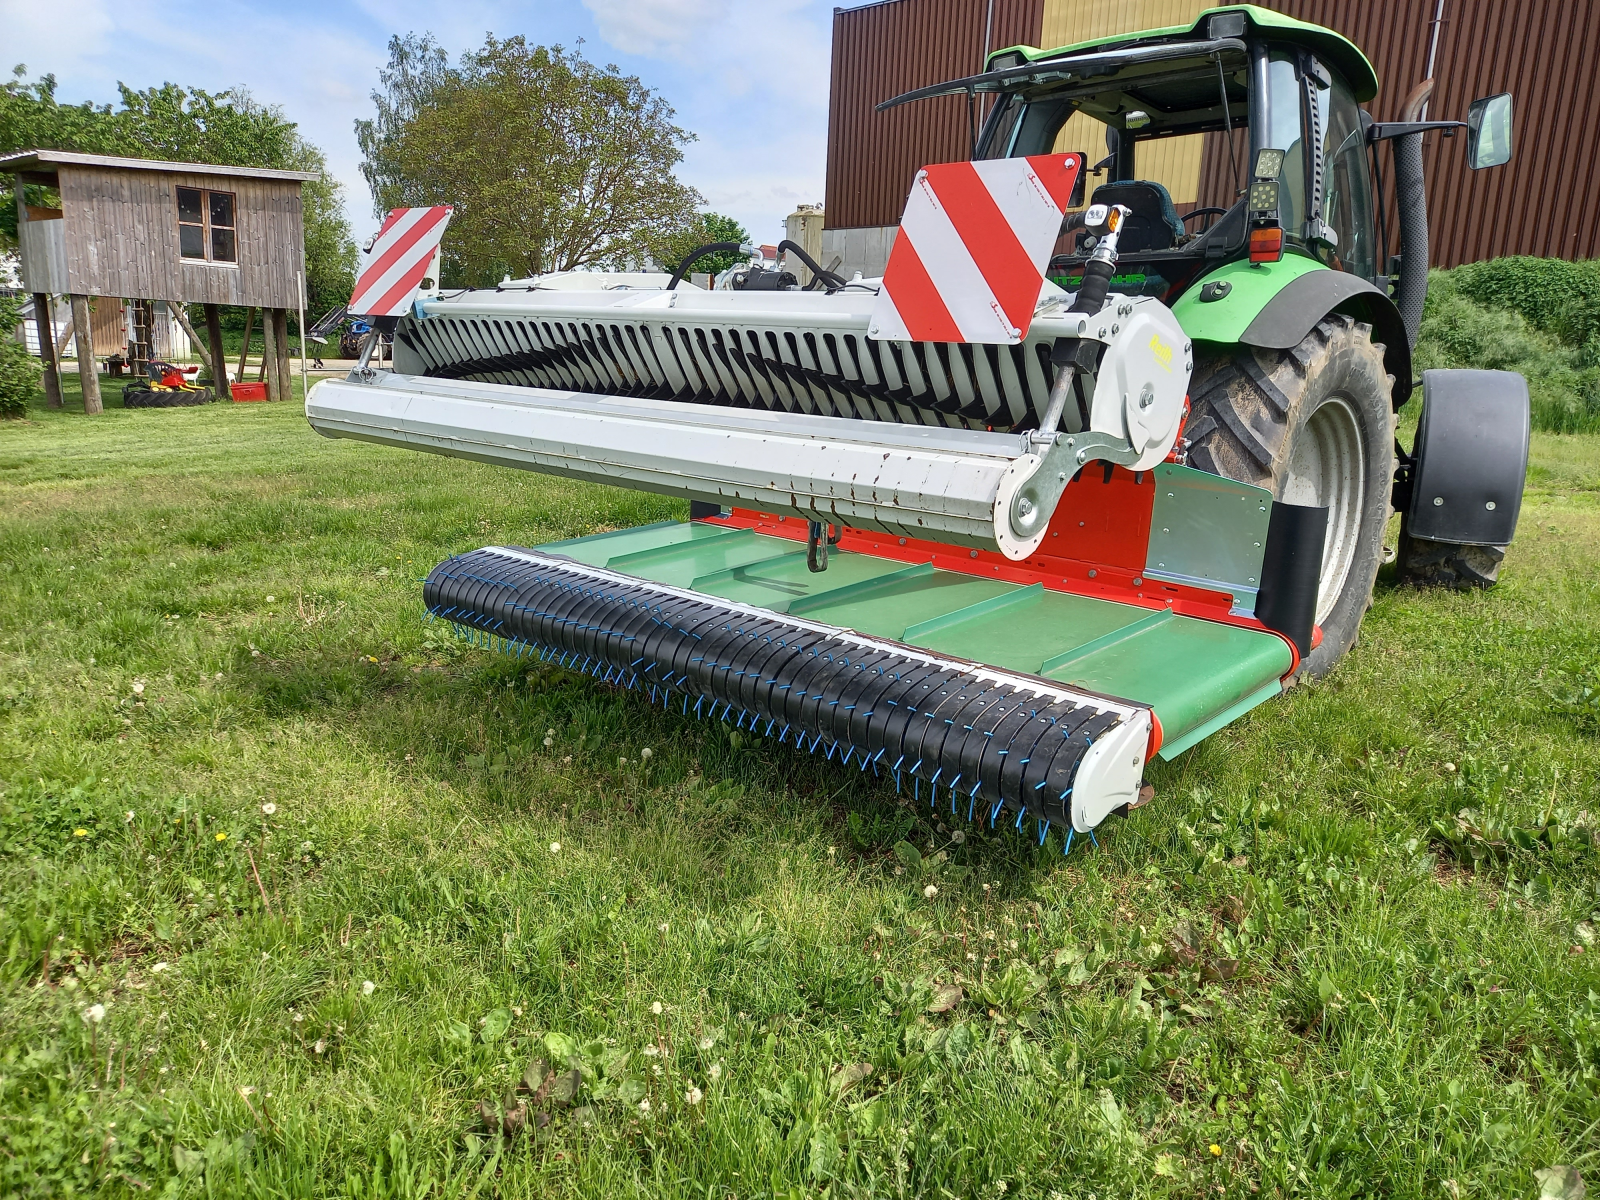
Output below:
[0,294,41,418]
[654,213,751,280]
[356,35,702,286]
[0,66,356,315]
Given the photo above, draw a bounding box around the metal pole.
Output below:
[297,271,308,401]
[1421,0,1446,119]
[980,0,996,120]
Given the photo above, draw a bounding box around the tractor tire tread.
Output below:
[1187,312,1394,677]
[1395,529,1505,589]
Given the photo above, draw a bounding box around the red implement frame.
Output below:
[702,462,1304,678]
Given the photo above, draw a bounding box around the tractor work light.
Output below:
[1249,226,1284,263]
[1252,148,1285,180]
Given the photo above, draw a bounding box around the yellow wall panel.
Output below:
[1038,0,1208,51]
[1041,0,1209,206]
[1135,134,1207,203]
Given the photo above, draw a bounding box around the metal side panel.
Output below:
[541,520,1292,755]
[1145,464,1273,613]
[306,373,1025,547]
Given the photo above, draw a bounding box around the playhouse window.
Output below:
[177,186,237,264]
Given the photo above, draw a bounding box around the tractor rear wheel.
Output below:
[1394,529,1504,588]
[1185,314,1395,677]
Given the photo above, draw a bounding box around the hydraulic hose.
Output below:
[778,240,847,291]
[1071,258,1116,315]
[1392,79,1434,350]
[666,242,745,291]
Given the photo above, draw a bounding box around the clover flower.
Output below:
[923,884,939,899]
[262,803,277,816]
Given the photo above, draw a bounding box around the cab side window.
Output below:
[1314,68,1376,279]
[1262,54,1307,245]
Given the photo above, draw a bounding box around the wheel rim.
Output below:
[1281,395,1366,626]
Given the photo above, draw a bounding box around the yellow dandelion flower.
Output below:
[1209,1143,1222,1157]
[215,832,228,842]
[74,828,88,837]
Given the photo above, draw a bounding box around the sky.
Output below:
[1,0,839,247]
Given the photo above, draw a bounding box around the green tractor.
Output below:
[892,1,1528,676]
[307,4,1529,842]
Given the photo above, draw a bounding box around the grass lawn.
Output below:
[2,374,1598,1198]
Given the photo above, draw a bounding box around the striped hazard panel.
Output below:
[350,206,454,318]
[869,154,1080,345]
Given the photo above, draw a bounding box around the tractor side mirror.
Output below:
[1466,93,1513,169]
[1068,155,1088,208]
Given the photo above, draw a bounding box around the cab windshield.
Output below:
[973,42,1376,287]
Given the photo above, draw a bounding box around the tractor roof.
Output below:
[987,4,1378,103]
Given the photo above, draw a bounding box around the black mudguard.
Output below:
[1403,369,1530,545]
[1240,270,1414,407]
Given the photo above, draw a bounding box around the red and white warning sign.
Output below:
[349,205,454,317]
[869,154,1080,345]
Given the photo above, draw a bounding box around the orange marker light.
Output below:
[1249,227,1284,264]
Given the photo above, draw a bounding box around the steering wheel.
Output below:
[1181,207,1229,232]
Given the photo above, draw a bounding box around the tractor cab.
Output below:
[886,4,1512,321]
[979,11,1379,298]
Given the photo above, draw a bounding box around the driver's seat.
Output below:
[1089,180,1185,253]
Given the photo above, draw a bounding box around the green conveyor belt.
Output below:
[542,521,1291,757]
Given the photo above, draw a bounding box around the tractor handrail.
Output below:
[875,37,1246,112]
[1367,119,1464,141]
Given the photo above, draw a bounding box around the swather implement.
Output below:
[308,6,1531,843]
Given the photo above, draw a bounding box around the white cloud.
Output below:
[583,0,831,110]
[0,0,116,77]
[580,0,730,59]
[1,0,836,254]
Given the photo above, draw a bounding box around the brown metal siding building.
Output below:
[824,0,1599,271]
[825,0,1044,270]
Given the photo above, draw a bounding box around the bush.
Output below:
[0,295,42,419]
[1417,261,1600,435]
[1449,256,1600,338]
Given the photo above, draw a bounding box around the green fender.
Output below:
[1172,255,1414,405]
